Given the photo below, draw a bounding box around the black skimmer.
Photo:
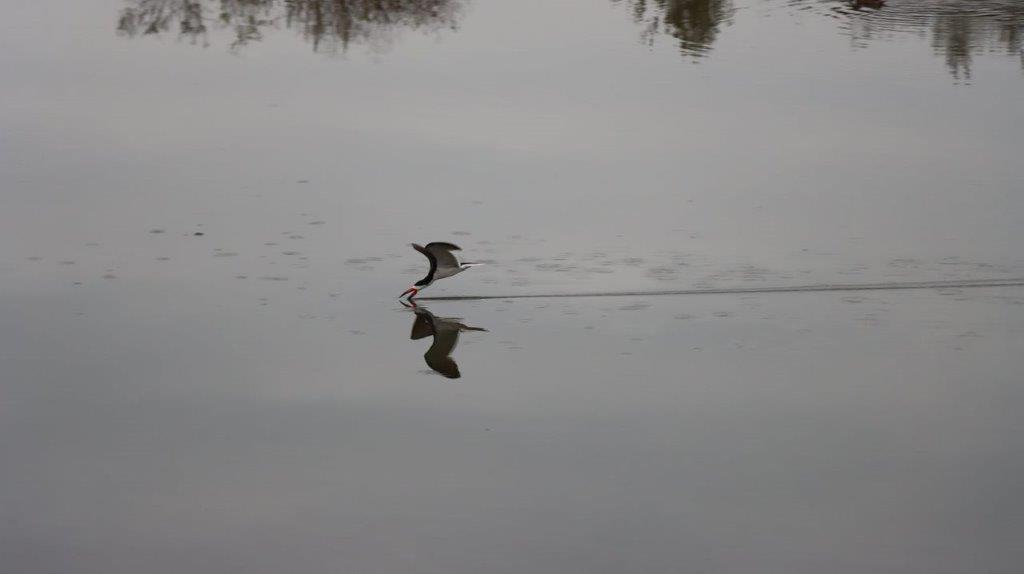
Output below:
[405,304,487,379]
[400,242,481,300]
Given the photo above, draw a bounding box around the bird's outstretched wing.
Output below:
[411,243,438,286]
[424,242,461,270]
[411,243,437,266]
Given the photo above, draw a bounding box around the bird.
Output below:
[400,242,482,300]
[406,304,487,379]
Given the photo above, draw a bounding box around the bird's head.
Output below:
[399,286,419,300]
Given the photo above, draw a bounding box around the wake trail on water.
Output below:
[417,278,1024,301]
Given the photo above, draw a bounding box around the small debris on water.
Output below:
[346,257,383,265]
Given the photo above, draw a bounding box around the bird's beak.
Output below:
[399,287,418,299]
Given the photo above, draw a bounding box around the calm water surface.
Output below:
[2,1,1023,572]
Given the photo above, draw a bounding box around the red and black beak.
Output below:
[399,287,419,299]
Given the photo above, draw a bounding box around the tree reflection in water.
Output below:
[616,0,1021,79]
[616,0,734,59]
[116,0,1022,78]
[117,0,463,51]
[809,0,1023,81]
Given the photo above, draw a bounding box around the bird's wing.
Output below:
[411,243,437,285]
[424,242,462,270]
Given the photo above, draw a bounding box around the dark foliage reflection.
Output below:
[616,0,1022,78]
[796,0,1024,80]
[117,0,463,52]
[616,0,734,59]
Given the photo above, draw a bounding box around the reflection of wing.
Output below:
[410,312,434,340]
[425,327,462,379]
[424,242,461,270]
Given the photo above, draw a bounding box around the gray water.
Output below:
[2,1,1023,572]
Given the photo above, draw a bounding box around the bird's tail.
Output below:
[460,262,485,268]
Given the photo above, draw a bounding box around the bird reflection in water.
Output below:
[403,302,486,379]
